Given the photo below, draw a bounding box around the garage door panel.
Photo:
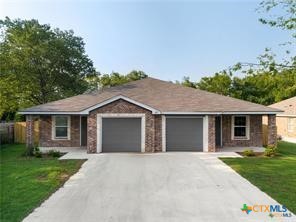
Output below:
[166,117,203,151]
[102,118,141,152]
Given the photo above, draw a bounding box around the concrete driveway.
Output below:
[24,153,293,222]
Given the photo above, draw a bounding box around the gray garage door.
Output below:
[166,117,203,151]
[102,118,141,152]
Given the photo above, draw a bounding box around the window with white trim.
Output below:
[53,116,70,140]
[287,118,294,133]
[232,115,249,140]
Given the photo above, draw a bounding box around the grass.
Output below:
[221,141,296,214]
[0,144,85,222]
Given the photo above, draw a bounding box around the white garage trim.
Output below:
[96,113,145,153]
[162,115,205,152]
[162,115,166,152]
[203,116,209,152]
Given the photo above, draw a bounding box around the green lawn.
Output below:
[221,141,296,214]
[0,144,85,222]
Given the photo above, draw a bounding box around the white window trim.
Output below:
[52,116,71,140]
[287,118,294,133]
[96,113,145,153]
[231,115,250,140]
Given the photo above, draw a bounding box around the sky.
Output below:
[0,0,293,82]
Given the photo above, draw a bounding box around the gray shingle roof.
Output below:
[20,77,281,114]
[269,96,296,116]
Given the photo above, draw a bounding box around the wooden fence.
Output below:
[0,121,39,145]
[262,124,277,146]
[0,122,14,144]
[14,121,39,144]
[262,124,268,146]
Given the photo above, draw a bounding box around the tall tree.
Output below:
[196,71,232,96]
[0,17,97,119]
[98,70,148,88]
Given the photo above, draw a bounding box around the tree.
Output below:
[180,0,296,105]
[235,0,296,71]
[0,17,97,119]
[258,0,296,38]
[179,76,197,88]
[97,70,148,88]
[196,71,232,96]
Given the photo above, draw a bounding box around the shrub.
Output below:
[32,147,42,158]
[264,145,278,157]
[243,149,255,157]
[48,150,61,158]
[34,151,42,158]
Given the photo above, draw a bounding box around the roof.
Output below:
[269,96,296,116]
[20,77,281,115]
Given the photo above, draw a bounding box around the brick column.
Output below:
[26,115,34,150]
[267,114,277,146]
[87,113,97,153]
[208,115,216,152]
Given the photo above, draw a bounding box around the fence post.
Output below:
[8,124,14,143]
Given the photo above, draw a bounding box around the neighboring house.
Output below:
[20,78,281,153]
[269,96,296,143]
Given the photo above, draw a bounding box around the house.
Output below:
[20,77,281,153]
[269,96,296,143]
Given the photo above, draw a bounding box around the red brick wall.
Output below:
[154,115,162,152]
[208,115,216,152]
[39,115,80,147]
[267,114,277,146]
[87,99,160,153]
[222,115,263,147]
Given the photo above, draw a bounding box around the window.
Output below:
[232,115,249,140]
[52,116,70,140]
[287,118,294,133]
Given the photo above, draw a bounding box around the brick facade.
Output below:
[208,115,216,152]
[32,106,273,152]
[267,114,277,146]
[154,115,162,152]
[87,99,161,153]
[222,115,263,147]
[39,115,80,147]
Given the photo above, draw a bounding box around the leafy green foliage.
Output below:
[0,17,97,118]
[258,0,296,38]
[98,70,147,88]
[179,0,296,105]
[48,150,62,158]
[197,71,232,96]
[264,144,278,157]
[180,69,296,105]
[242,149,255,157]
